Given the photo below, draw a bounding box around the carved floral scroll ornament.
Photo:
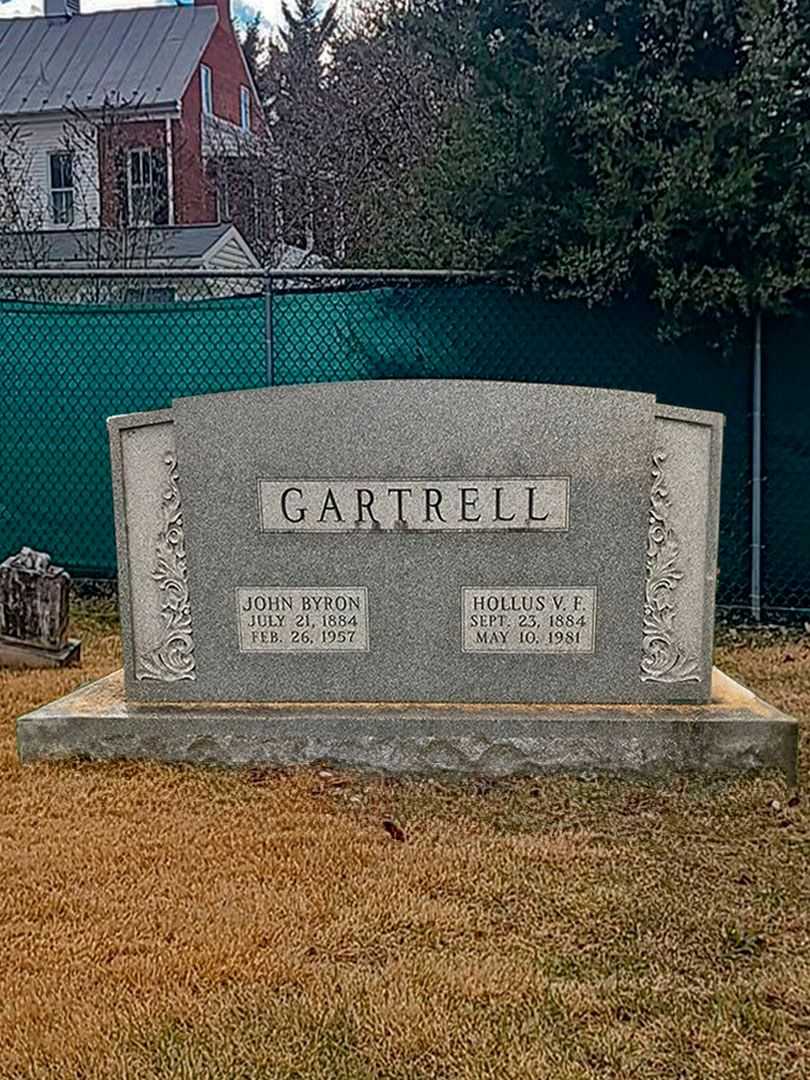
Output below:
[136,452,196,681]
[641,450,700,683]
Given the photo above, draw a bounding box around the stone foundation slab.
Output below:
[16,668,798,782]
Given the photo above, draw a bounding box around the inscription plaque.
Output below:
[237,587,369,653]
[258,478,569,532]
[462,587,597,653]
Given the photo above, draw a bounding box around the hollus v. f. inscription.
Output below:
[462,588,597,653]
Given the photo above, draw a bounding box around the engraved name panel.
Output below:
[462,587,597,653]
[237,588,369,653]
[258,478,569,532]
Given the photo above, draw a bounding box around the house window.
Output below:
[127,148,169,226]
[201,64,213,116]
[240,86,250,131]
[49,152,74,225]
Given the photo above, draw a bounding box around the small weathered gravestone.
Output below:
[0,547,80,667]
[16,380,797,778]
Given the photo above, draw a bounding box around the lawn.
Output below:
[0,604,808,1079]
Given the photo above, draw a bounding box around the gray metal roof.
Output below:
[0,223,235,265]
[0,7,218,119]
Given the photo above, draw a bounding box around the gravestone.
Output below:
[17,381,797,778]
[0,547,80,667]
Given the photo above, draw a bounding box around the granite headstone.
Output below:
[16,380,797,779]
[113,382,721,704]
[0,547,80,668]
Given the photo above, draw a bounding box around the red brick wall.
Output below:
[97,119,167,227]
[172,0,264,223]
[175,72,212,224]
[98,2,262,227]
[194,0,262,131]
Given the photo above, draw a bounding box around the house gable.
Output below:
[192,0,264,135]
[203,225,261,270]
[173,0,266,226]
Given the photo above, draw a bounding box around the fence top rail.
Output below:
[0,267,502,281]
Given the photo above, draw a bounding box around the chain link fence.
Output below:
[0,269,806,620]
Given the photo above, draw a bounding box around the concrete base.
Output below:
[15,668,798,782]
[1,637,81,669]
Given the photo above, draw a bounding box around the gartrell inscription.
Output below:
[237,587,369,652]
[462,588,597,653]
[258,478,570,532]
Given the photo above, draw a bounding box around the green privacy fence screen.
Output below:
[0,272,807,618]
[0,290,267,579]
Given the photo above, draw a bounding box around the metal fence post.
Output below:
[751,309,763,622]
[264,274,275,387]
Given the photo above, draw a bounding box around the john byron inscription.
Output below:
[237,587,369,652]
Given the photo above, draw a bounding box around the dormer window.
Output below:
[240,86,250,131]
[201,64,213,116]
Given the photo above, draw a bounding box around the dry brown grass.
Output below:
[0,605,808,1079]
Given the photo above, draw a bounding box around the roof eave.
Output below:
[0,101,182,125]
[39,255,203,271]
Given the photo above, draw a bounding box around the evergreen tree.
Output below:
[410,0,810,339]
[280,0,339,58]
[276,0,339,100]
[267,0,342,252]
[240,11,268,103]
